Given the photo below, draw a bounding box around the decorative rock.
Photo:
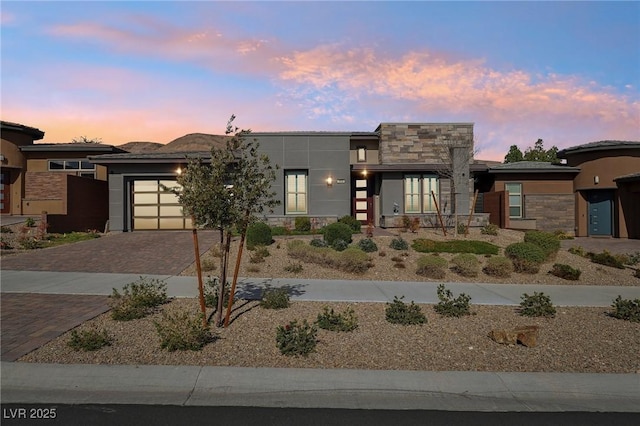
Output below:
[489,325,539,347]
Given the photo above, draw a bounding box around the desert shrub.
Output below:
[323,222,353,246]
[331,239,349,252]
[284,261,303,273]
[412,238,499,255]
[608,296,640,322]
[0,237,13,250]
[568,245,587,257]
[590,250,625,269]
[260,287,290,309]
[385,296,426,325]
[456,222,468,235]
[450,253,480,277]
[338,215,362,233]
[635,269,640,279]
[154,309,213,351]
[416,255,448,279]
[67,328,113,351]
[338,248,371,273]
[549,263,581,281]
[270,226,291,236]
[524,230,560,259]
[625,251,640,266]
[249,245,270,263]
[389,237,409,251]
[378,250,387,257]
[276,320,317,356]
[483,256,514,278]
[294,216,311,232]
[110,277,168,321]
[553,230,574,240]
[204,276,230,309]
[505,242,546,264]
[310,238,328,248]
[246,222,273,250]
[201,257,217,272]
[316,306,358,332]
[480,223,499,236]
[518,292,556,318]
[288,241,370,273]
[247,265,260,273]
[0,225,13,233]
[25,217,36,227]
[398,215,412,231]
[393,262,406,269]
[390,256,404,263]
[512,258,541,274]
[18,235,41,250]
[358,238,378,253]
[433,284,472,317]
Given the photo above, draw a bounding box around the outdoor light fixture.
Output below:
[176,166,182,176]
[594,175,599,184]
[326,176,333,187]
[362,169,368,177]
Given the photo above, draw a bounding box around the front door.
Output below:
[0,171,10,214]
[588,190,613,236]
[353,176,373,224]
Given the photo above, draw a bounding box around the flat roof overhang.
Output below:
[351,163,489,173]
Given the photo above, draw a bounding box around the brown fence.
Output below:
[46,175,108,233]
[483,191,509,229]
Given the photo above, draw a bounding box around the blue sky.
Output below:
[2,1,638,160]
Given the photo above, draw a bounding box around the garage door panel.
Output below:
[132,179,188,230]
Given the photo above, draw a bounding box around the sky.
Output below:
[1,1,639,161]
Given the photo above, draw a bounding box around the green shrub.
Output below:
[339,248,371,273]
[331,239,349,252]
[201,257,217,272]
[249,245,270,263]
[483,256,513,278]
[323,222,353,246]
[590,250,625,269]
[549,263,581,281]
[18,236,41,250]
[385,296,426,325]
[260,287,290,309]
[412,238,499,255]
[246,222,273,250]
[480,223,499,236]
[357,238,378,253]
[288,241,370,273]
[568,245,587,257]
[204,276,230,309]
[310,238,328,248]
[316,306,358,332]
[626,251,640,266]
[154,309,213,351]
[338,215,362,232]
[295,216,311,232]
[456,222,468,235]
[433,284,472,317]
[608,296,640,322]
[270,226,291,236]
[0,225,13,233]
[389,237,409,251]
[450,253,480,277]
[0,236,13,250]
[110,277,168,321]
[553,230,574,240]
[524,230,560,259]
[416,255,448,279]
[25,217,36,227]
[505,242,546,264]
[67,328,113,351]
[276,319,318,356]
[518,292,556,318]
[284,261,303,273]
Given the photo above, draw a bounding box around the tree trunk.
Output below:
[191,224,207,327]
[224,231,246,327]
[215,231,232,327]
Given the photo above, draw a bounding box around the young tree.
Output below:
[503,145,524,163]
[523,139,559,163]
[72,136,102,144]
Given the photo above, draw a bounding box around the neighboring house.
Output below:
[92,122,490,232]
[1,120,125,232]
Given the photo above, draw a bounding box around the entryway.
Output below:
[352,175,373,224]
[0,171,10,214]
[588,190,613,236]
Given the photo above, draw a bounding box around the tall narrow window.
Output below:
[286,171,307,214]
[357,147,366,162]
[404,175,421,213]
[423,175,439,212]
[505,183,522,218]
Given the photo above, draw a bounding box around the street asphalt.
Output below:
[1,269,639,412]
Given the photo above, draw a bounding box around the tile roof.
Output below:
[557,140,640,157]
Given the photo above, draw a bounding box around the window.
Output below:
[286,171,307,214]
[48,159,96,178]
[357,147,366,162]
[505,183,522,218]
[404,174,439,213]
[132,180,191,230]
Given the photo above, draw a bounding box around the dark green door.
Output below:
[588,190,613,236]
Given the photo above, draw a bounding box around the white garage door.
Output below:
[132,180,192,230]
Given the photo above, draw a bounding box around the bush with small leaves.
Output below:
[480,223,499,236]
[389,236,409,251]
[589,250,625,269]
[608,296,640,322]
[0,236,13,250]
[456,222,468,235]
[249,245,270,263]
[385,296,426,325]
[450,253,480,277]
[25,217,36,227]
[260,287,291,309]
[246,222,273,250]
[310,238,328,248]
[635,269,640,279]
[110,277,168,321]
[357,238,378,253]
[413,238,499,255]
[67,328,113,351]
[483,256,514,278]
[434,284,472,317]
[416,255,448,279]
[316,306,358,332]
[549,263,581,281]
[276,319,317,356]
[524,230,560,259]
[518,292,556,318]
[331,239,349,252]
[154,309,213,351]
[0,225,13,233]
[323,222,353,246]
[294,216,311,232]
[338,215,362,233]
[201,257,217,272]
[284,261,303,273]
[568,245,587,257]
[204,276,230,309]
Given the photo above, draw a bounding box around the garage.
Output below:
[131,179,192,230]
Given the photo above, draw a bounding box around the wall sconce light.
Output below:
[176,166,182,176]
[326,176,333,187]
[594,175,599,184]
[362,169,368,177]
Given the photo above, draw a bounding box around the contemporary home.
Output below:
[1,120,125,232]
[92,122,490,232]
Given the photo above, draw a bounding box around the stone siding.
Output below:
[263,215,338,230]
[380,213,490,229]
[524,194,575,233]
[25,172,66,200]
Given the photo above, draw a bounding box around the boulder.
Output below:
[489,325,539,347]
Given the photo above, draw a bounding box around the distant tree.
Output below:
[72,136,102,144]
[503,145,524,163]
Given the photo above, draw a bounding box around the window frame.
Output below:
[356,146,366,162]
[285,170,308,214]
[48,159,96,178]
[505,182,523,219]
[404,174,439,214]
